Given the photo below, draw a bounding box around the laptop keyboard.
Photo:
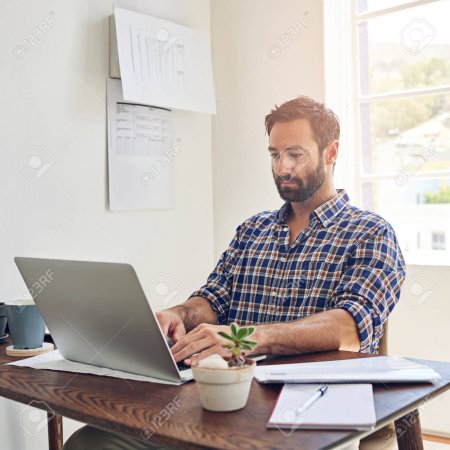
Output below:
[176,361,191,371]
[167,339,193,371]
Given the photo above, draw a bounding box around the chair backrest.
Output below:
[388,265,450,436]
[378,320,388,356]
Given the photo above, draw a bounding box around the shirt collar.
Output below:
[276,189,350,227]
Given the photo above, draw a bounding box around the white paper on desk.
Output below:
[255,356,442,384]
[107,78,177,211]
[114,8,216,114]
[7,350,184,385]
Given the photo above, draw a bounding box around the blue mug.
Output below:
[5,302,45,349]
[0,303,7,336]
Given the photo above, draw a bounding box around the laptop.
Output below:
[14,257,194,383]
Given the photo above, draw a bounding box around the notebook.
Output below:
[256,356,441,384]
[267,384,376,430]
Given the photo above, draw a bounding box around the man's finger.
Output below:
[172,336,213,362]
[171,324,186,343]
[171,327,204,353]
[173,338,210,362]
[187,345,228,366]
[157,317,170,338]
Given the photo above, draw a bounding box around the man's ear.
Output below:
[324,139,339,167]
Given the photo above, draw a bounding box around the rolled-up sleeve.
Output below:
[188,224,244,324]
[331,225,406,353]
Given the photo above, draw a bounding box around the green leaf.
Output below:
[237,328,248,340]
[247,326,255,337]
[230,323,238,337]
[241,343,255,350]
[218,331,234,341]
[242,339,257,346]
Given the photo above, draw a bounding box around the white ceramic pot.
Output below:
[192,359,256,412]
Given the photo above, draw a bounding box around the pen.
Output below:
[295,385,328,417]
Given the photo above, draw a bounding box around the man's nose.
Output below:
[275,154,295,176]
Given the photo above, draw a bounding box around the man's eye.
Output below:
[270,154,280,159]
[291,154,303,159]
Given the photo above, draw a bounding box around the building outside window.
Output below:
[431,230,446,250]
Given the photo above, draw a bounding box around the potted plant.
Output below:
[191,323,257,412]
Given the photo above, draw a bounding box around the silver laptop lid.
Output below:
[14,257,184,383]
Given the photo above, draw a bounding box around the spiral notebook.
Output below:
[267,384,376,430]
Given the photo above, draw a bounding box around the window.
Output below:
[324,0,450,265]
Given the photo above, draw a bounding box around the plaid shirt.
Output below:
[189,190,406,353]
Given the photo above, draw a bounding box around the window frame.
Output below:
[324,0,450,263]
[325,0,450,197]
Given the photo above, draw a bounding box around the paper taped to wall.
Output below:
[114,8,216,114]
[107,78,177,210]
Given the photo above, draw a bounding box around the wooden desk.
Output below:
[1,339,449,450]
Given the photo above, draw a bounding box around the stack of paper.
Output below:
[256,356,441,384]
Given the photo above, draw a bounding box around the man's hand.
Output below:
[156,310,186,343]
[170,323,234,365]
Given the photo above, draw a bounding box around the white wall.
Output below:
[211,0,325,258]
[0,0,213,448]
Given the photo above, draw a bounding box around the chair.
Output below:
[359,321,397,450]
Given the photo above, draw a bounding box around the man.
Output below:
[64,96,405,449]
[163,96,405,364]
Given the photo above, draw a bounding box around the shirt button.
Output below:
[280,256,286,262]
[271,289,278,296]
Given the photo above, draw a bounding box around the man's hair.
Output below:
[265,96,340,151]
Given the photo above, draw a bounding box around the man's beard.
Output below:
[273,159,325,203]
